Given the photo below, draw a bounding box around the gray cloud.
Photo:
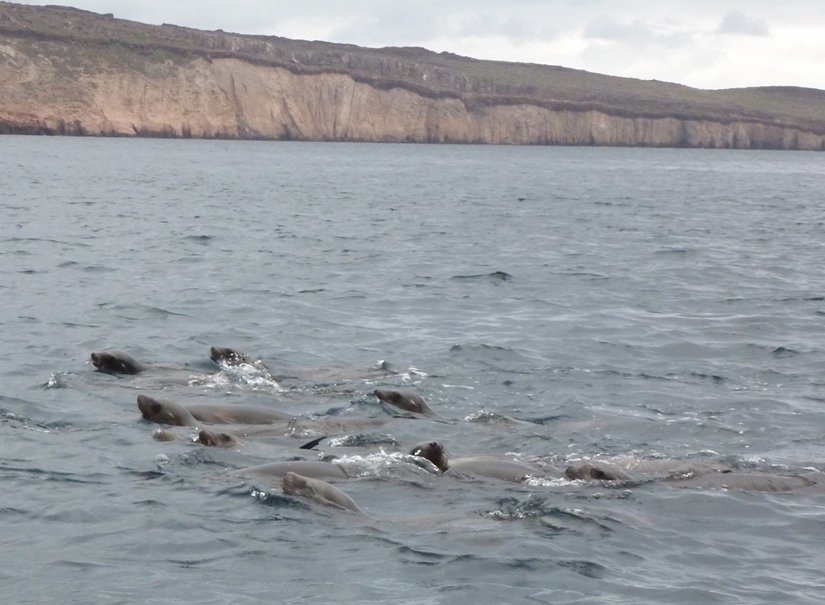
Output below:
[584,16,694,48]
[716,10,770,36]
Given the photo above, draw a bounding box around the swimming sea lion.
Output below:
[240,459,350,480]
[153,429,179,442]
[188,403,293,425]
[149,426,243,447]
[197,428,245,447]
[137,395,294,426]
[138,395,199,426]
[209,346,274,371]
[210,346,255,366]
[564,462,637,483]
[374,389,449,420]
[282,472,366,515]
[664,470,819,492]
[91,351,149,375]
[211,346,397,386]
[410,441,450,471]
[409,441,543,483]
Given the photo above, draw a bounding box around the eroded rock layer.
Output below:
[1,3,823,149]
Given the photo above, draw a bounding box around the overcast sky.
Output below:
[16,1,825,90]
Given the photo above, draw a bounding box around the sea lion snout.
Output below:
[210,346,252,365]
[90,350,147,374]
[137,394,158,420]
[409,441,449,471]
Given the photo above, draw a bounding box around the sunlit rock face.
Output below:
[0,5,822,150]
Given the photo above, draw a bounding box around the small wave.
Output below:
[327,433,399,448]
[449,343,535,372]
[81,265,117,273]
[486,496,615,539]
[689,372,727,384]
[98,303,190,319]
[200,359,283,392]
[45,372,70,389]
[520,414,569,425]
[654,247,692,255]
[557,559,609,579]
[779,296,824,302]
[333,451,438,477]
[183,235,213,243]
[404,365,428,378]
[451,271,513,282]
[464,411,536,426]
[248,486,314,514]
[552,270,609,280]
[395,545,455,565]
[771,346,799,357]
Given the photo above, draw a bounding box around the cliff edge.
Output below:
[1,2,824,149]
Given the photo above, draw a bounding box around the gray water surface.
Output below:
[1,137,824,604]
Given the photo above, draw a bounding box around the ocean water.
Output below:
[1,136,824,604]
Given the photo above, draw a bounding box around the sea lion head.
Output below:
[91,351,146,375]
[565,464,596,481]
[210,346,252,366]
[409,441,450,472]
[197,429,242,447]
[152,429,177,442]
[374,389,430,415]
[137,395,195,426]
[564,463,634,482]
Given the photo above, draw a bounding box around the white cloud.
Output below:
[328,6,444,48]
[583,16,695,48]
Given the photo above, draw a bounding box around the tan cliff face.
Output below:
[1,38,823,150]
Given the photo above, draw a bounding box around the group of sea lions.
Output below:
[92,348,824,515]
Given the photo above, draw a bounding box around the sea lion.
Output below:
[137,395,294,426]
[138,395,199,426]
[152,429,179,442]
[91,351,149,375]
[149,426,243,447]
[664,470,819,492]
[210,346,255,366]
[211,346,398,386]
[282,472,366,515]
[209,346,272,373]
[409,441,543,483]
[197,428,245,448]
[374,389,449,420]
[240,459,350,480]
[564,462,637,483]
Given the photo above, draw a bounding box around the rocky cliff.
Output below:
[1,2,824,150]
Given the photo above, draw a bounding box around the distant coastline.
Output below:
[1,1,824,149]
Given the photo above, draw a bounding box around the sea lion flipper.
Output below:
[299,436,327,450]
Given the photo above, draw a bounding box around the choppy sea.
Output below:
[1,136,825,604]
